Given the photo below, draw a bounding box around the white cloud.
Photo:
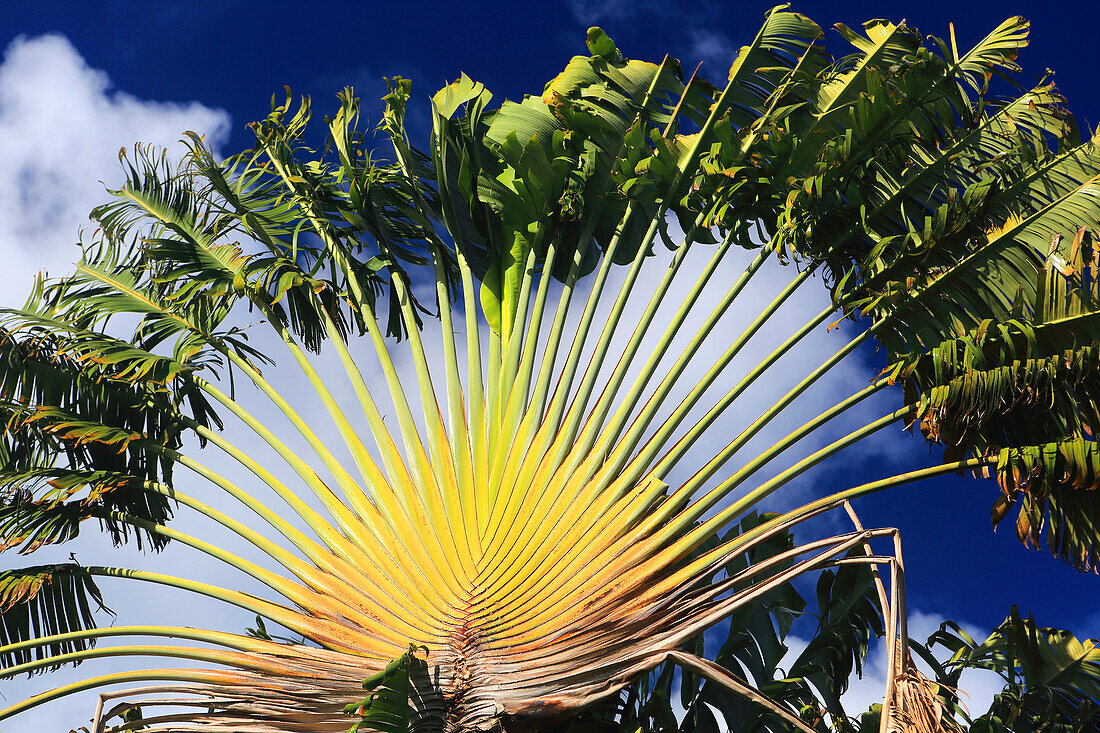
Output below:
[0,33,231,303]
[0,33,233,729]
[1070,607,1100,641]
[569,0,641,26]
[688,29,737,75]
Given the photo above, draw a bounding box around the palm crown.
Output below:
[2,7,1100,732]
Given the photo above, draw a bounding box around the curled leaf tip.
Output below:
[585,27,621,61]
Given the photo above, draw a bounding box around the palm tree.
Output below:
[2,7,1099,732]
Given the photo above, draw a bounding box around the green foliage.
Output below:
[0,564,110,674]
[899,230,1100,571]
[917,607,1100,731]
[785,562,885,725]
[432,31,713,335]
[345,645,430,733]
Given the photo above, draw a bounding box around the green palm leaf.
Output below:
[922,607,1100,730]
[0,565,110,674]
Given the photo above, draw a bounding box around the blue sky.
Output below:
[1,0,1100,728]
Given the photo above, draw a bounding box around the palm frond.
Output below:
[0,564,110,674]
[922,607,1100,730]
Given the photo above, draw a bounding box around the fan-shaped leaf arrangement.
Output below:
[2,7,1099,732]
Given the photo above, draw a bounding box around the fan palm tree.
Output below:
[2,7,1099,732]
